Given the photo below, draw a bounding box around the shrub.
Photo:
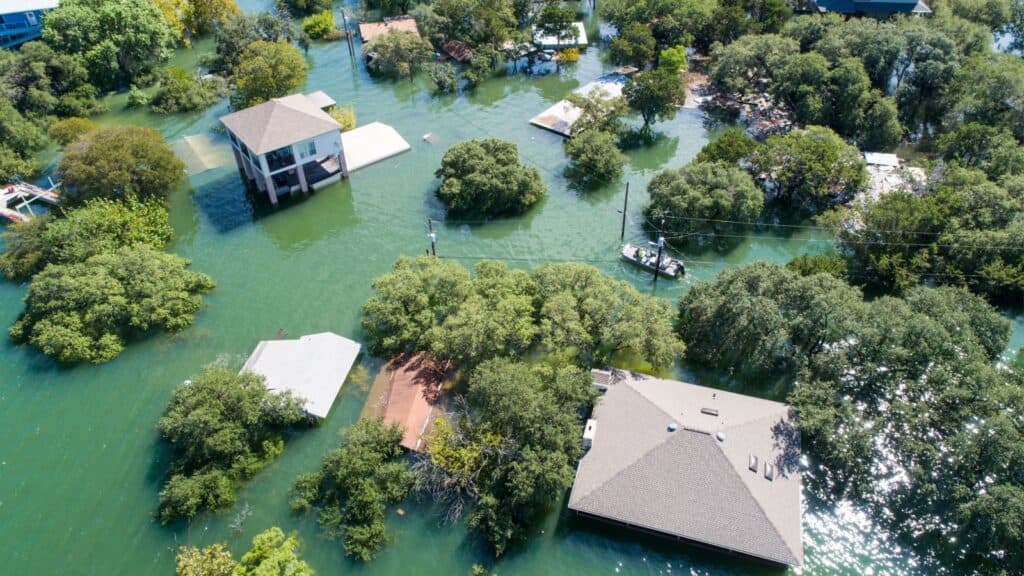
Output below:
[431,62,457,94]
[47,117,99,146]
[435,139,546,216]
[364,31,434,78]
[328,104,357,131]
[564,129,627,187]
[301,10,336,40]
[151,67,227,114]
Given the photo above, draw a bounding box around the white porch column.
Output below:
[264,174,278,205]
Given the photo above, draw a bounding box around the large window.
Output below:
[265,145,296,172]
[25,12,37,26]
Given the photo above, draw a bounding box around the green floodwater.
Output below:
[3,2,1022,575]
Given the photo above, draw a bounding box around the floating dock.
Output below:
[529,74,629,137]
[341,122,412,172]
[1,182,61,223]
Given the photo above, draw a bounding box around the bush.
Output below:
[47,117,99,146]
[158,366,307,523]
[328,104,357,131]
[151,67,227,114]
[126,86,151,108]
[301,10,336,40]
[10,245,214,364]
[0,199,173,281]
[557,47,580,62]
[431,62,457,94]
[58,125,185,205]
[278,0,331,14]
[564,129,627,187]
[435,139,546,216]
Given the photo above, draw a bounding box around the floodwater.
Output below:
[0,2,1007,574]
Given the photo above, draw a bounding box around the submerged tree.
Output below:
[175,528,313,576]
[10,246,214,364]
[624,69,685,134]
[291,418,414,561]
[564,129,627,187]
[364,31,434,78]
[435,139,546,216]
[158,367,308,523]
[232,40,307,108]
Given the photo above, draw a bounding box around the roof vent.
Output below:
[748,454,759,472]
[701,407,719,417]
[715,432,726,442]
[764,462,776,481]
[668,422,678,432]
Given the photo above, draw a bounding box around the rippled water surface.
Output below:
[1,2,1013,574]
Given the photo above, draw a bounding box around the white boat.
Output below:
[620,243,684,278]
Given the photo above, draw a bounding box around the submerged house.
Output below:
[569,370,804,567]
[0,0,58,50]
[221,91,347,205]
[810,0,932,15]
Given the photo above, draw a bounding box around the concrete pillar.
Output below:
[241,153,255,180]
[264,174,278,206]
[338,152,349,178]
[296,162,309,193]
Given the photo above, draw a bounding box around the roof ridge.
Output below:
[570,382,680,505]
[712,413,802,564]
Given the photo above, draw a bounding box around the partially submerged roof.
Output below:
[341,121,411,172]
[0,0,58,14]
[305,90,336,110]
[530,74,627,137]
[442,40,474,63]
[813,0,929,14]
[864,152,900,167]
[569,370,803,566]
[241,332,361,419]
[220,93,340,155]
[533,22,588,48]
[372,353,443,451]
[359,17,420,43]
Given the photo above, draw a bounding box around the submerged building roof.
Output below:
[220,93,340,155]
[569,370,804,567]
[373,353,444,451]
[358,17,420,43]
[241,332,361,419]
[812,0,931,14]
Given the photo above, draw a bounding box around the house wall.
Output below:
[0,8,53,50]
[291,131,343,169]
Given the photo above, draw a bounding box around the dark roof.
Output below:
[442,40,474,62]
[569,371,804,566]
[814,0,930,13]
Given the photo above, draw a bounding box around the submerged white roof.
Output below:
[0,1,58,14]
[341,121,411,171]
[533,22,588,48]
[241,332,361,418]
[864,152,900,167]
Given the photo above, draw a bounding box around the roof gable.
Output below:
[220,94,340,155]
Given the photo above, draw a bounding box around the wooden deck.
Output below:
[1,182,61,223]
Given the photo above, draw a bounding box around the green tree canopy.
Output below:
[10,245,214,364]
[232,40,307,108]
[42,0,177,90]
[564,130,627,188]
[58,125,185,205]
[203,13,307,76]
[643,160,764,243]
[364,31,434,78]
[564,87,629,137]
[536,4,579,46]
[291,418,414,561]
[0,41,103,120]
[0,199,173,281]
[749,125,866,209]
[0,101,46,181]
[946,53,1024,142]
[175,528,314,576]
[694,127,759,165]
[623,69,684,132]
[279,0,332,15]
[610,23,656,67]
[435,139,546,216]
[183,0,242,37]
[158,366,308,523]
[708,33,799,95]
[46,117,99,147]
[936,122,1024,181]
[151,67,228,114]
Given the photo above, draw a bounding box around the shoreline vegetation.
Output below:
[1,0,1023,574]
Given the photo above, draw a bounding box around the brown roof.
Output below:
[442,40,473,62]
[569,370,804,566]
[375,353,443,451]
[220,94,340,155]
[358,17,420,43]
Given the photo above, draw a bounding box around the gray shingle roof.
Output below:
[568,371,803,566]
[220,93,340,155]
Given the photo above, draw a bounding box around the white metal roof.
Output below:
[241,332,361,419]
[0,1,58,14]
[864,152,900,167]
[304,90,336,110]
[341,121,411,171]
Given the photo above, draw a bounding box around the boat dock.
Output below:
[1,182,61,223]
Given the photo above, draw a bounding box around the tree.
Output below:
[536,4,578,47]
[232,40,307,108]
[9,246,214,364]
[708,34,799,95]
[280,0,332,15]
[301,10,337,40]
[158,367,307,523]
[694,127,759,164]
[564,87,629,137]
[644,161,764,243]
[431,63,457,94]
[291,418,414,561]
[601,0,713,49]
[416,359,596,555]
[176,528,314,576]
[610,23,655,66]
[203,13,307,77]
[786,251,848,281]
[435,139,546,216]
[42,0,177,90]
[677,262,863,377]
[937,122,1024,181]
[183,0,241,37]
[47,117,99,146]
[151,67,227,114]
[624,69,684,133]
[947,53,1024,141]
[1,41,103,119]
[564,130,627,187]
[658,45,688,75]
[0,101,46,181]
[0,199,173,281]
[58,125,185,205]
[749,126,866,209]
[364,31,434,78]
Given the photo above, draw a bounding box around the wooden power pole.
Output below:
[619,182,629,241]
[653,218,665,285]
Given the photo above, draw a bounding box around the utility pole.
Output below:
[428,218,437,256]
[619,182,629,242]
[340,8,354,58]
[653,218,665,285]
